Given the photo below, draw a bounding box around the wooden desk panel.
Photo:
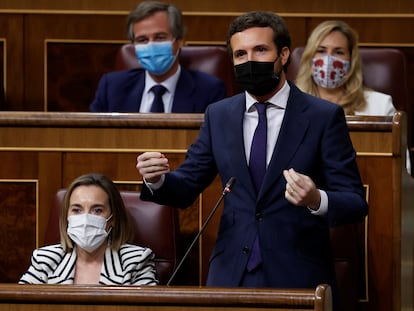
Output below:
[0,284,332,311]
[0,112,412,311]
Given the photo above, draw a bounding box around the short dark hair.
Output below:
[126,1,185,42]
[226,11,291,71]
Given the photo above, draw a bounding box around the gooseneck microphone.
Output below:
[166,177,236,286]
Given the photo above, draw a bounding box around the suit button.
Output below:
[256,212,262,221]
[242,246,249,254]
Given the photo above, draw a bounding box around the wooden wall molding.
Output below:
[0,39,5,94]
[0,179,38,282]
[1,9,414,17]
[361,212,369,302]
[43,39,128,111]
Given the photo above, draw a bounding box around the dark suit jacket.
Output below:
[141,82,368,290]
[90,68,226,112]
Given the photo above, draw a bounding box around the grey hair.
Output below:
[126,1,185,42]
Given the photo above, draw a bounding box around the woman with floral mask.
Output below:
[295,20,396,116]
[19,173,158,285]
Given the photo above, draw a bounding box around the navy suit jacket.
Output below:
[90,68,226,112]
[141,82,368,290]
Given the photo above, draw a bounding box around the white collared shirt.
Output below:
[139,66,181,113]
[243,80,289,166]
[243,81,327,215]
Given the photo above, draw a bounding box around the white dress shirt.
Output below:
[243,81,327,215]
[139,66,181,113]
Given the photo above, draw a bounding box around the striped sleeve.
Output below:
[18,244,66,284]
[122,245,158,286]
[100,244,158,286]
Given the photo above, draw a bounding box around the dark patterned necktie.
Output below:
[247,102,267,272]
[249,102,268,192]
[150,85,167,112]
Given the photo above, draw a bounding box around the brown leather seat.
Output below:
[115,44,239,97]
[45,189,179,285]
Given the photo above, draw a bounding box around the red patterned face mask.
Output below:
[311,55,350,89]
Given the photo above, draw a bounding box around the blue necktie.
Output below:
[247,102,267,272]
[150,85,167,112]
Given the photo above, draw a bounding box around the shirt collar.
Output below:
[144,65,181,94]
[245,80,290,112]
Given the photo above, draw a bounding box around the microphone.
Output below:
[166,177,236,286]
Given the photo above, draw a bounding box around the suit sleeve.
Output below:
[90,74,109,112]
[210,78,227,102]
[141,107,218,208]
[320,107,368,225]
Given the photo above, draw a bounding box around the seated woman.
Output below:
[295,20,396,116]
[295,20,411,174]
[19,173,158,285]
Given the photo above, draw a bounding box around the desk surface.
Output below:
[0,284,331,311]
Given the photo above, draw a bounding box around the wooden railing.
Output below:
[0,284,332,311]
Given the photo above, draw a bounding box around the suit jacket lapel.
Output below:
[171,69,194,112]
[135,74,145,112]
[50,248,76,283]
[260,85,310,199]
[126,71,145,112]
[225,94,258,199]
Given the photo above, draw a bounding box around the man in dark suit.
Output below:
[90,1,226,113]
[135,10,367,308]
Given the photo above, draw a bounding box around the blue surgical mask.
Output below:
[135,41,177,75]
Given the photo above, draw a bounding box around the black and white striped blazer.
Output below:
[19,243,158,285]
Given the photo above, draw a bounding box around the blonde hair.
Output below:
[60,173,133,252]
[295,20,366,114]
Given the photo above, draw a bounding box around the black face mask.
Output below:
[234,60,281,96]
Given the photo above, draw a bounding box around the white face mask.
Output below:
[311,55,350,89]
[67,214,112,253]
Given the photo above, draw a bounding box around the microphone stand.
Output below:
[166,177,236,286]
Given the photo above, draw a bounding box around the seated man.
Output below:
[90,1,226,113]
